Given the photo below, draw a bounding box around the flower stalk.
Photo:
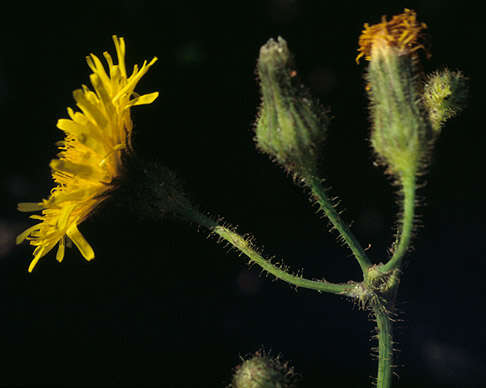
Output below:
[303,173,372,277]
[178,203,357,296]
[381,172,416,273]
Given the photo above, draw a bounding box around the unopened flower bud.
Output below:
[231,351,297,388]
[255,37,329,177]
[423,69,468,133]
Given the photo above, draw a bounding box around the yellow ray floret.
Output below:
[17,35,158,272]
[356,9,427,63]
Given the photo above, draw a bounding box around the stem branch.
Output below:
[304,174,372,277]
[382,172,416,272]
[180,205,355,296]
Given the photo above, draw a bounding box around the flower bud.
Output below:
[255,37,329,177]
[358,9,431,177]
[231,351,296,388]
[423,69,468,133]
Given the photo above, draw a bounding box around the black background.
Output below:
[1,1,484,387]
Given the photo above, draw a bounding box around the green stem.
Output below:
[304,174,372,277]
[180,205,355,296]
[382,172,416,273]
[372,303,394,388]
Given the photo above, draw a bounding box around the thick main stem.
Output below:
[382,172,416,273]
[304,174,372,277]
[372,303,394,388]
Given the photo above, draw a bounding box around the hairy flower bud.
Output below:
[358,9,431,177]
[423,69,468,133]
[255,37,329,177]
[231,351,296,388]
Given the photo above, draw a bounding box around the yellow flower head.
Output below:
[17,35,158,272]
[356,9,427,63]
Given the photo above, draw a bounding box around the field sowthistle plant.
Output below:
[16,9,467,388]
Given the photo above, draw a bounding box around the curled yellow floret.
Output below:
[356,9,427,63]
[17,35,158,272]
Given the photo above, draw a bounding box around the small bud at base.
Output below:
[231,351,297,388]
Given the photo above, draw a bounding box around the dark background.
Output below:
[1,1,484,387]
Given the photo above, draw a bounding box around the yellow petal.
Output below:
[56,203,75,231]
[18,202,43,212]
[28,248,44,272]
[28,243,57,272]
[50,159,103,181]
[112,35,127,79]
[86,54,111,94]
[89,73,113,112]
[56,238,65,262]
[73,88,107,128]
[66,224,94,261]
[112,57,158,103]
[125,92,159,108]
[57,119,106,155]
[49,189,92,205]
[16,224,41,244]
[103,51,114,71]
